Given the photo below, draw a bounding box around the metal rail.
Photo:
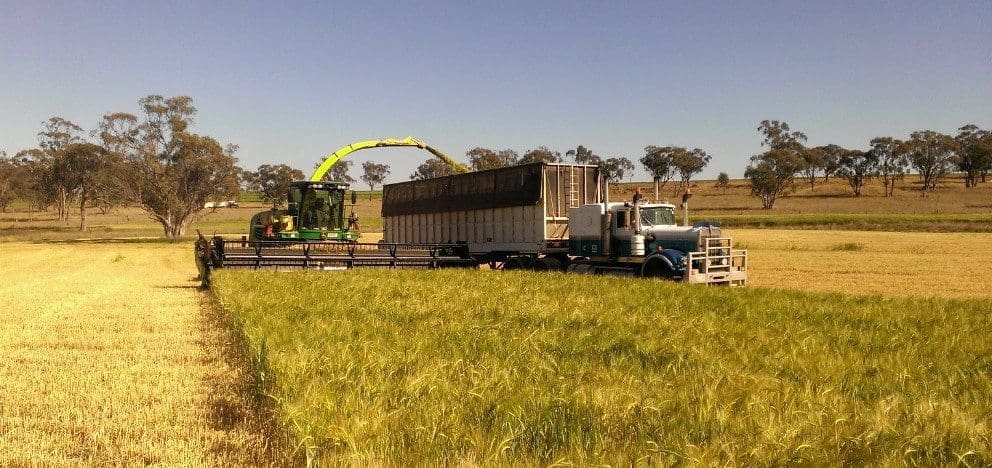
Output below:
[211,238,474,269]
[196,236,476,286]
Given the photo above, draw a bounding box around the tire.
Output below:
[530,256,562,271]
[503,258,526,270]
[641,257,675,279]
[566,262,594,274]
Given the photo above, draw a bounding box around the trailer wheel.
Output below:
[504,258,526,270]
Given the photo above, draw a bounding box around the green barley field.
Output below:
[213,269,992,465]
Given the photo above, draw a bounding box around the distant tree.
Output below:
[566,145,600,165]
[497,149,523,165]
[58,142,123,230]
[360,161,390,200]
[954,124,992,187]
[255,164,306,206]
[744,149,804,209]
[519,146,560,164]
[36,117,86,221]
[819,145,844,183]
[745,120,808,208]
[96,95,241,237]
[640,146,676,200]
[836,149,878,197]
[92,180,131,215]
[316,160,354,183]
[467,147,518,170]
[799,146,825,191]
[237,166,256,192]
[901,130,959,193]
[601,157,634,183]
[0,151,17,212]
[757,119,808,151]
[410,157,456,180]
[672,147,711,194]
[870,137,908,197]
[716,172,731,191]
[11,149,47,211]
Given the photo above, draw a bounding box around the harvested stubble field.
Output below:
[0,241,271,465]
[734,229,992,299]
[213,268,992,465]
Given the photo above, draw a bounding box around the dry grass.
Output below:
[735,229,992,299]
[0,242,270,465]
[621,173,992,215]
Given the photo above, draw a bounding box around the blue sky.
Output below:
[1,1,989,183]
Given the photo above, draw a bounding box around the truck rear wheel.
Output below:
[566,261,594,274]
[530,257,562,271]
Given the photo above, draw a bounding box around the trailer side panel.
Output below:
[382,163,600,256]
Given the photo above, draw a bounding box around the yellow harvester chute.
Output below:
[309,136,470,182]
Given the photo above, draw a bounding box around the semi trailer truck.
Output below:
[382,162,747,285]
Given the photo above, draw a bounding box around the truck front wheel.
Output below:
[641,257,675,279]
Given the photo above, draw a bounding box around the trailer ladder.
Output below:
[567,166,580,208]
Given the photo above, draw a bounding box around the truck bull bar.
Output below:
[685,237,747,286]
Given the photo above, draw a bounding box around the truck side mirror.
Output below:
[351,191,357,204]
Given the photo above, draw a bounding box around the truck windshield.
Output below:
[640,206,675,226]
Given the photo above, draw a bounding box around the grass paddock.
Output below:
[213,268,992,465]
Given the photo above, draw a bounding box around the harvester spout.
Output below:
[310,136,469,182]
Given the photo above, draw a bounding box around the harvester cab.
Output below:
[249,181,360,243]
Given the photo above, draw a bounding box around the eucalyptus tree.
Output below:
[870,137,908,197]
[519,147,559,164]
[954,124,992,187]
[410,158,456,180]
[901,130,958,193]
[836,149,878,197]
[361,161,390,200]
[96,95,241,237]
[255,164,305,206]
[745,120,807,208]
[467,147,519,170]
[601,157,634,183]
[671,147,711,194]
[640,146,676,200]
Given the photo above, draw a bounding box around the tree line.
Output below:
[745,120,992,208]
[0,94,397,236]
[0,96,241,236]
[3,95,986,237]
[407,144,714,204]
